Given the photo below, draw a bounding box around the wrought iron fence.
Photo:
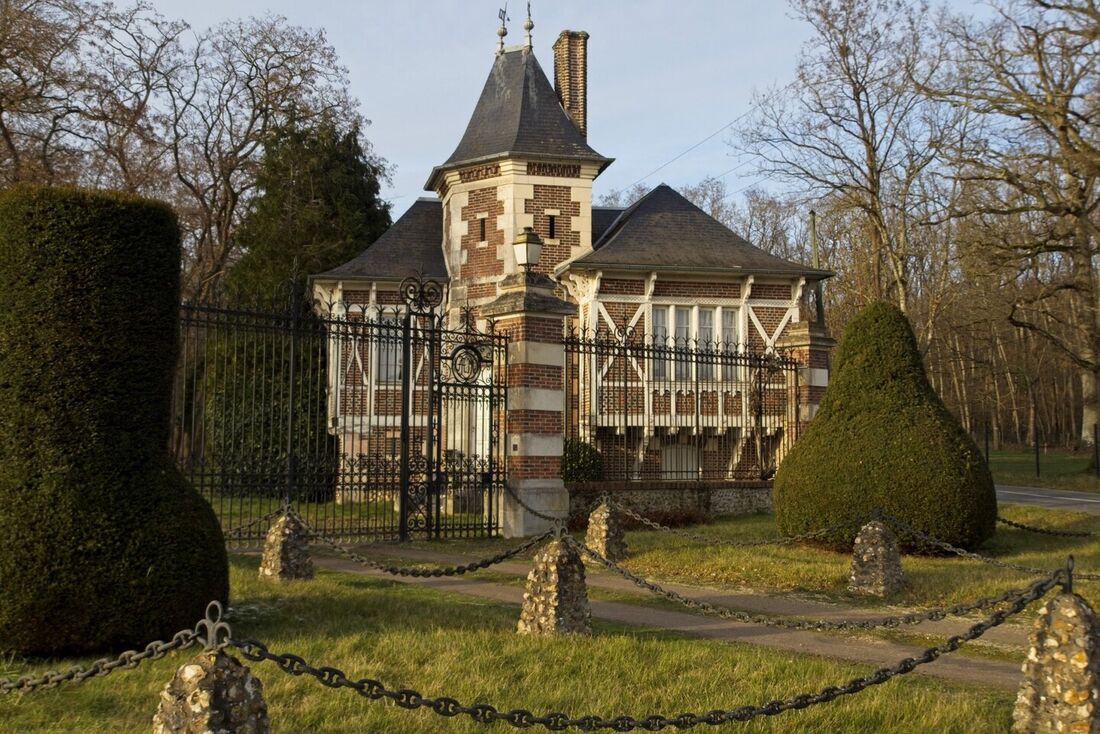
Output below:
[562,329,800,481]
[171,279,508,545]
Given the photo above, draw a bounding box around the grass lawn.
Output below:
[619,504,1100,611]
[395,505,1100,616]
[988,447,1100,492]
[0,557,1016,733]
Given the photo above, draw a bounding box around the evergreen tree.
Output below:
[228,114,391,296]
[201,117,391,504]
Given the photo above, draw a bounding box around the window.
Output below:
[547,214,556,239]
[478,218,486,242]
[651,307,668,380]
[698,308,714,379]
[650,304,740,383]
[376,316,403,382]
[722,308,739,350]
[674,307,691,380]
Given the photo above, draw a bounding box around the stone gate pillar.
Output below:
[776,320,836,429]
[482,269,574,537]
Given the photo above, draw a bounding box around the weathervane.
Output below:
[524,1,533,50]
[497,4,509,53]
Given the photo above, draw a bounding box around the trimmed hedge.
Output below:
[0,185,229,655]
[561,439,605,483]
[773,302,997,551]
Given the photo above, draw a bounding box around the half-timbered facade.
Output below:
[310,22,833,529]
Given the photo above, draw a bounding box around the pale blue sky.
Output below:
[149,1,982,210]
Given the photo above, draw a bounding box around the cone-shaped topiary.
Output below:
[0,185,229,655]
[773,301,996,551]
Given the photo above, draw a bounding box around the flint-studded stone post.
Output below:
[482,245,573,537]
[1013,591,1100,732]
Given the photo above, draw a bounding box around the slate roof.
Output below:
[560,185,832,279]
[314,199,447,282]
[425,48,612,190]
[592,206,623,242]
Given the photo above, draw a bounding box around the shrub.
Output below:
[773,302,997,551]
[0,185,229,655]
[561,439,605,483]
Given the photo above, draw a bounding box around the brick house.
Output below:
[311,26,833,533]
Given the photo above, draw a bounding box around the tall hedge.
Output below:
[773,302,997,551]
[0,185,229,655]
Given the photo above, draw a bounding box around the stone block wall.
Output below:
[567,481,772,523]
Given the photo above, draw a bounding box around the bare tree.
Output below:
[163,15,360,300]
[932,0,1100,443]
[739,0,963,322]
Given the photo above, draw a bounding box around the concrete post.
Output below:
[517,537,592,636]
[849,520,904,597]
[258,511,313,582]
[152,651,268,734]
[1013,592,1100,733]
[585,500,627,562]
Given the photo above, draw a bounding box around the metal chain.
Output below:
[881,513,1100,581]
[567,535,1058,631]
[0,602,232,694]
[222,506,287,542]
[297,512,554,577]
[604,496,863,548]
[997,516,1095,538]
[229,571,1058,731]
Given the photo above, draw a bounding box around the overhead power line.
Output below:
[626,79,796,191]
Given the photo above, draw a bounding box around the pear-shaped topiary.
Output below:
[773,301,996,551]
[0,185,229,655]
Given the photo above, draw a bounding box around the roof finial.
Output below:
[523,1,533,50]
[497,4,509,54]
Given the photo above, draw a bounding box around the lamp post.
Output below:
[513,226,544,273]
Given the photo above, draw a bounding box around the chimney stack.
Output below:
[553,30,589,138]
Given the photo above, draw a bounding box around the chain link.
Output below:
[996,516,1095,538]
[0,602,231,694]
[567,535,1057,631]
[604,496,863,548]
[221,506,287,542]
[881,513,1100,581]
[229,568,1058,731]
[296,511,554,577]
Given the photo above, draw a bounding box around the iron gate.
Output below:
[171,277,508,544]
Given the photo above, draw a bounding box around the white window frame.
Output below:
[649,304,742,383]
[374,309,405,384]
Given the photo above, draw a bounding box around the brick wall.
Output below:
[524,184,580,274]
[751,283,792,300]
[653,281,740,299]
[461,186,504,279]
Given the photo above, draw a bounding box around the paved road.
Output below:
[996,484,1100,515]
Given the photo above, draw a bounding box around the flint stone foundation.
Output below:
[258,512,313,582]
[848,520,903,597]
[1013,592,1100,733]
[516,538,591,636]
[585,501,627,562]
[152,651,268,734]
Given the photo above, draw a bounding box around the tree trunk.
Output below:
[1081,369,1099,447]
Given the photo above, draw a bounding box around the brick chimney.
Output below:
[552,30,589,138]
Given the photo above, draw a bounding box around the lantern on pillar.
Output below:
[513,226,544,272]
